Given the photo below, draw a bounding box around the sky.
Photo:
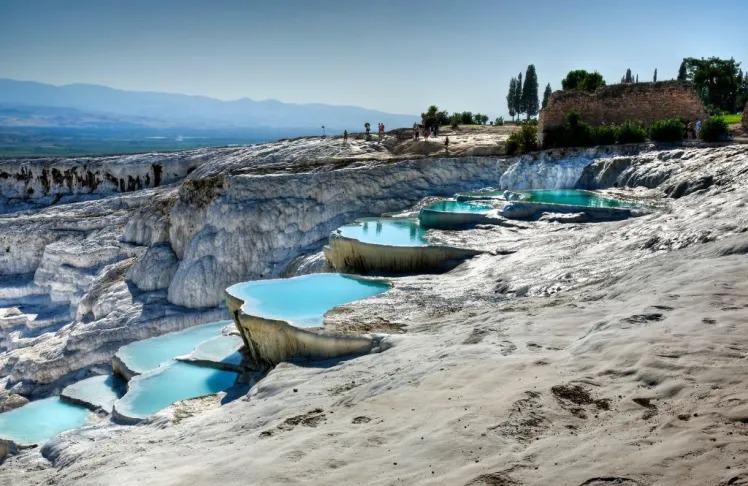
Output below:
[1,0,747,118]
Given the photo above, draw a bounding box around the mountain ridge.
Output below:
[0,78,416,130]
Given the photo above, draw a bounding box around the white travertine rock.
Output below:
[126,244,179,291]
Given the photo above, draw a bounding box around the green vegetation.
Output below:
[678,57,747,113]
[616,121,647,144]
[561,70,606,92]
[422,105,490,129]
[541,83,552,109]
[507,65,541,121]
[507,78,517,121]
[719,113,742,124]
[649,118,685,142]
[591,125,617,145]
[699,117,729,142]
[505,124,538,156]
[521,65,539,120]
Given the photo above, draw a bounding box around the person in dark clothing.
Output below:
[343,130,348,143]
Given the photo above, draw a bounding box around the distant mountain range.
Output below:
[0,79,416,131]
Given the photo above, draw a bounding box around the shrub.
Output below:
[616,121,647,144]
[699,117,729,142]
[649,118,684,142]
[591,125,617,145]
[505,124,538,155]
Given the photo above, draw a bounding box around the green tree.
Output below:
[514,72,523,118]
[677,60,688,81]
[459,111,475,124]
[653,68,657,82]
[679,57,743,112]
[421,105,449,130]
[449,113,462,128]
[561,70,606,92]
[474,113,489,125]
[507,77,517,121]
[521,64,540,120]
[624,68,633,84]
[542,83,552,109]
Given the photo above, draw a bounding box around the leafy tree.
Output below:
[459,111,475,125]
[421,105,450,130]
[507,77,517,121]
[561,70,606,92]
[736,71,748,110]
[542,83,552,109]
[514,72,523,118]
[521,64,540,120]
[494,116,504,126]
[449,113,461,128]
[679,57,743,112]
[474,113,489,125]
[653,68,658,82]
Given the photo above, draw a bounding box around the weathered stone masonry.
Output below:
[539,81,707,139]
[742,100,747,128]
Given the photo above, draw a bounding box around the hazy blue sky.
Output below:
[1,0,746,117]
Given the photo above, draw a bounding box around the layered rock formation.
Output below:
[1,142,747,485]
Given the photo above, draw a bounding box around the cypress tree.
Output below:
[542,83,552,109]
[522,64,539,120]
[507,77,517,121]
[636,74,638,83]
[677,60,688,81]
[513,72,523,118]
[653,68,657,82]
[624,68,633,83]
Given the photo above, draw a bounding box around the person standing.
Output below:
[343,129,348,143]
[444,136,449,153]
[695,119,702,139]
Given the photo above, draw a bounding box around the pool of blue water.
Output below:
[424,200,492,213]
[61,374,124,412]
[226,273,391,328]
[115,320,232,375]
[114,361,238,420]
[335,218,429,247]
[521,189,636,208]
[0,397,90,445]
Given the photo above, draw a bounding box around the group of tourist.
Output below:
[341,122,386,144]
[412,123,439,140]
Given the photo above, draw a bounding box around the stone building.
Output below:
[743,100,748,128]
[539,81,706,141]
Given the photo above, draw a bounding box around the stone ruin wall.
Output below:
[743,100,748,128]
[539,81,707,135]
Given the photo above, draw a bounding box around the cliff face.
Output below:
[167,156,505,308]
[0,138,504,394]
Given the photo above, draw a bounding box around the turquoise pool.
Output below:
[61,374,124,412]
[424,200,492,213]
[114,361,238,420]
[115,320,232,375]
[226,273,391,328]
[335,218,428,247]
[0,397,90,445]
[521,189,637,208]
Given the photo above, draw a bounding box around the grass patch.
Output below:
[720,114,742,125]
